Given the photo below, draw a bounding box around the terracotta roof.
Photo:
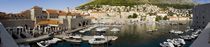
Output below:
[90,11,106,13]
[37,19,61,25]
[58,11,67,16]
[46,9,58,14]
[86,16,96,19]
[71,13,80,16]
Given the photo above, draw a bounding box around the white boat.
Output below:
[96,27,109,31]
[177,38,186,45]
[191,34,198,38]
[88,35,109,44]
[180,35,193,40]
[161,38,186,47]
[79,29,87,33]
[66,35,82,43]
[37,38,62,47]
[110,28,120,32]
[160,42,175,47]
[170,30,183,34]
[37,41,50,47]
[49,38,62,43]
[193,29,202,34]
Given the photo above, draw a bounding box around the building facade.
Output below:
[191,3,210,29]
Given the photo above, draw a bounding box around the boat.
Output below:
[65,35,82,43]
[88,35,109,44]
[193,29,202,34]
[191,34,198,39]
[110,28,120,32]
[160,42,175,47]
[170,30,184,34]
[95,27,109,32]
[79,29,88,33]
[180,35,193,40]
[161,38,186,47]
[37,41,50,47]
[37,38,62,47]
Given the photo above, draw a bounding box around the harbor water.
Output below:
[45,21,193,47]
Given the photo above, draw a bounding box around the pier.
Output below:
[15,35,50,43]
[15,26,96,43]
[54,35,118,42]
[65,26,90,33]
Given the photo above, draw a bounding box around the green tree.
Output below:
[127,13,138,19]
[155,16,162,21]
[132,13,138,18]
[128,15,132,18]
[168,11,174,16]
[163,16,168,20]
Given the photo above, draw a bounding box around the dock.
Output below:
[14,25,118,44]
[82,36,118,41]
[65,26,89,33]
[54,35,118,42]
[15,35,50,43]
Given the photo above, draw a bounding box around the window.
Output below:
[203,21,205,24]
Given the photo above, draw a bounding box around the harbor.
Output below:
[1,0,210,47]
[34,21,195,47]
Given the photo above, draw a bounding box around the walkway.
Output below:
[54,34,118,41]
[66,26,89,33]
[0,23,18,47]
[190,23,210,47]
[15,35,50,43]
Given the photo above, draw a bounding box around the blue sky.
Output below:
[194,0,210,3]
[0,0,209,13]
[0,0,90,13]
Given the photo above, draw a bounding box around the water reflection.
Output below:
[50,22,189,47]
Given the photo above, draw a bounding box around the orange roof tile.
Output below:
[58,11,67,16]
[46,9,58,14]
[38,20,61,25]
[86,16,96,19]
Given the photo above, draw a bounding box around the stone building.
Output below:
[191,3,210,29]
[71,15,91,30]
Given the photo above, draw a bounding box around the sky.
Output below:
[0,0,209,13]
[194,0,210,3]
[0,0,90,13]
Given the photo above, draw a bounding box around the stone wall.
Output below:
[191,3,210,29]
[0,19,35,29]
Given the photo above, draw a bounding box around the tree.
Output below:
[127,13,138,19]
[132,13,138,18]
[168,11,174,16]
[163,16,168,20]
[155,16,162,21]
[128,15,132,18]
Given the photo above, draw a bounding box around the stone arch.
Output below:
[79,22,83,27]
[82,21,86,26]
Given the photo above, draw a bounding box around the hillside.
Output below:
[78,0,197,9]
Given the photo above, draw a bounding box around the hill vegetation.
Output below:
[78,0,196,9]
